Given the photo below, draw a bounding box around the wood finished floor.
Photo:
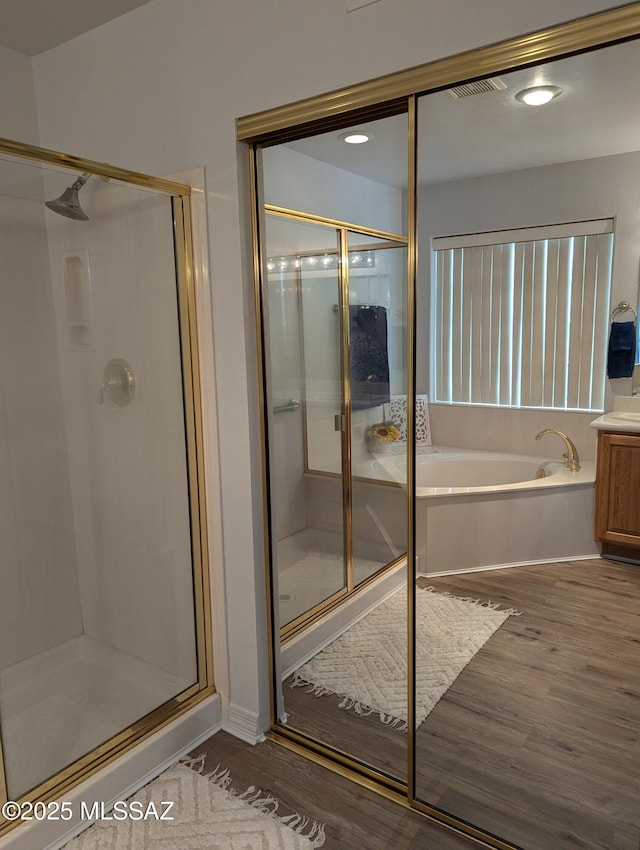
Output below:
[197,558,640,850]
[196,731,481,849]
[414,558,640,850]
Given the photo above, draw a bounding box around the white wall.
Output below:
[419,149,640,461]
[0,43,78,666]
[0,196,82,670]
[263,146,404,234]
[30,0,624,736]
[0,46,39,144]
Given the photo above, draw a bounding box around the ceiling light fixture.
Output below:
[515,85,562,106]
[340,130,374,144]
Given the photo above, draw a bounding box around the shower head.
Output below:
[45,173,90,221]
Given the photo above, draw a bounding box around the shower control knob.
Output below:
[99,358,136,406]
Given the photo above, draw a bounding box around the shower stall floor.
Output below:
[0,635,192,799]
[277,528,393,626]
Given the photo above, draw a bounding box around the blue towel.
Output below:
[607,321,636,379]
[350,305,390,410]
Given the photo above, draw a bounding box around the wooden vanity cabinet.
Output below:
[595,430,640,561]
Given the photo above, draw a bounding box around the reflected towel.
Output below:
[607,320,636,379]
[350,305,390,410]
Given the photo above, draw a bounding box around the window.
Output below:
[432,219,614,412]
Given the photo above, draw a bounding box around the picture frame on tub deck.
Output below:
[385,394,432,450]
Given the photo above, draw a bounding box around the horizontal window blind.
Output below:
[432,221,614,411]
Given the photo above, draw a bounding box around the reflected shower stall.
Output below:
[0,140,211,828]
[262,207,409,636]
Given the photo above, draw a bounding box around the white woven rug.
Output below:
[64,757,325,849]
[292,586,518,730]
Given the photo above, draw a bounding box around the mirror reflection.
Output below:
[261,111,410,780]
[412,40,639,849]
[257,33,640,849]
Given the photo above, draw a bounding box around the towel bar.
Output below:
[273,398,300,413]
[610,300,638,321]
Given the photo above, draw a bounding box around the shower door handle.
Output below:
[273,398,300,413]
[334,413,346,432]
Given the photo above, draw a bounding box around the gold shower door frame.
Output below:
[262,205,409,644]
[0,138,214,837]
[242,5,640,850]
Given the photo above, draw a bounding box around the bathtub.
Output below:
[366,446,598,575]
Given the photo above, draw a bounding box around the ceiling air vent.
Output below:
[447,77,507,98]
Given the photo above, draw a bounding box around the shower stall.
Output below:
[261,204,409,639]
[0,139,212,832]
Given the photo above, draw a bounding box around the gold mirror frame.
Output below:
[243,5,640,848]
[238,3,640,143]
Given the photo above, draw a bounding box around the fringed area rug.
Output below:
[64,755,325,849]
[292,586,519,731]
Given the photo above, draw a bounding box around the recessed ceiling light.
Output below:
[515,85,562,106]
[340,131,374,144]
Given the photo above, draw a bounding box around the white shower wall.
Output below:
[44,182,197,683]
[0,196,83,670]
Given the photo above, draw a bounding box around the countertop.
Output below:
[590,395,640,433]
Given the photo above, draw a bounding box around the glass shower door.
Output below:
[347,233,409,586]
[264,214,348,632]
[263,212,411,633]
[0,153,202,803]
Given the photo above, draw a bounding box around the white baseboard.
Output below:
[223,703,266,745]
[281,561,406,678]
[418,552,598,578]
[0,695,221,850]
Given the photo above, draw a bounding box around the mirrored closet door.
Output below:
[258,110,413,783]
[244,5,640,849]
[411,36,640,850]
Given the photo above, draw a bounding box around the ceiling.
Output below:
[1,3,639,189]
[0,0,153,55]
[286,38,640,188]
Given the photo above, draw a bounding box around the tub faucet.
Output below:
[535,429,581,472]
